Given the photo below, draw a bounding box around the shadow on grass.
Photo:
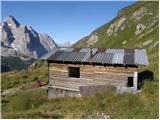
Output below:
[138,70,154,89]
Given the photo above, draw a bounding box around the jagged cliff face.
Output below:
[73,1,159,77]
[1,16,57,59]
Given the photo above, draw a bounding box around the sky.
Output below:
[2,1,136,45]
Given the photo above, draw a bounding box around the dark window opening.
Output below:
[68,67,80,78]
[127,77,134,87]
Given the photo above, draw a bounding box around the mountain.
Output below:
[73,1,159,78]
[58,41,72,47]
[1,16,57,72]
[1,16,57,59]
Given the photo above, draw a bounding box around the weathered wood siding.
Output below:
[49,63,137,91]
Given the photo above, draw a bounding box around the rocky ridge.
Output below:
[1,16,57,59]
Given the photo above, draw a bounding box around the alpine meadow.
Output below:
[1,1,159,119]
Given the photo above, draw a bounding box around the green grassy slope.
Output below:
[1,56,35,72]
[1,60,48,90]
[73,1,159,78]
[2,80,158,119]
[1,1,159,119]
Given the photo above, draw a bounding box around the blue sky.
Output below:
[2,1,136,44]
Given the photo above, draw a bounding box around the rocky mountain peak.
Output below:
[4,16,20,28]
[1,16,57,59]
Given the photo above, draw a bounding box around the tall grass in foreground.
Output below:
[2,80,158,119]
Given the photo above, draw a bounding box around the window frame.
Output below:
[68,67,80,78]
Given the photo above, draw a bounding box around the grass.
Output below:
[1,1,158,119]
[1,80,159,119]
[1,60,48,90]
[72,1,159,79]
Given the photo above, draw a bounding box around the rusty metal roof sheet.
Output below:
[123,49,135,65]
[47,47,148,66]
[98,48,106,53]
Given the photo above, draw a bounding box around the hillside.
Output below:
[1,56,35,72]
[1,60,48,90]
[2,78,159,119]
[73,1,159,78]
[1,1,159,119]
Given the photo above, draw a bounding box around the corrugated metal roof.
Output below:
[123,49,135,65]
[73,52,87,62]
[106,49,124,64]
[81,48,98,62]
[135,49,148,65]
[93,53,105,63]
[104,53,114,64]
[65,48,74,52]
[92,48,98,55]
[98,48,106,53]
[49,51,63,61]
[47,47,148,66]
[40,48,58,60]
[63,52,79,61]
[55,52,70,61]
[73,48,81,52]
[80,48,90,52]
[93,53,114,64]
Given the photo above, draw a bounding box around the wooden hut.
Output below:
[44,47,148,98]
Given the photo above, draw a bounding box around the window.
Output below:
[127,77,133,87]
[68,67,80,78]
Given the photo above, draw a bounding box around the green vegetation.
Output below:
[1,56,35,72]
[73,1,159,79]
[2,80,158,119]
[1,60,48,90]
[1,1,158,119]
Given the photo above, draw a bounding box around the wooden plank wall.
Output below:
[49,63,137,73]
[49,63,137,90]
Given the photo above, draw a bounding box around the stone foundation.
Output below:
[48,84,137,98]
[48,86,81,98]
